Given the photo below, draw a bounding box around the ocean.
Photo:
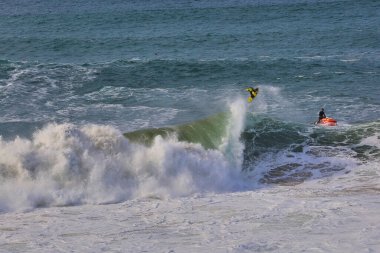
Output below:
[0,0,379,252]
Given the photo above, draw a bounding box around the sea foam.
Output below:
[0,99,247,212]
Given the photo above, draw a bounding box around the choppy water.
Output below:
[0,0,379,212]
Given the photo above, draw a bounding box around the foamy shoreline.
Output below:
[1,184,379,253]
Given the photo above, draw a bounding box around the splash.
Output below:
[0,99,248,212]
[219,98,247,169]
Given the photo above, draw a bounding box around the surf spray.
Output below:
[219,98,247,170]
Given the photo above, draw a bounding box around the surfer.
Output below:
[317,108,326,124]
[246,87,259,103]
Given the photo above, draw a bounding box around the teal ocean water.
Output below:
[0,0,379,211]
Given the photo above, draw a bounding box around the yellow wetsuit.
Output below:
[246,87,259,102]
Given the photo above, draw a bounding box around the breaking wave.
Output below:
[0,96,379,212]
[0,99,247,212]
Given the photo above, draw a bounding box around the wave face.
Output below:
[124,112,229,149]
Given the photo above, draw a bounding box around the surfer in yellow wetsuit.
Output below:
[246,87,259,103]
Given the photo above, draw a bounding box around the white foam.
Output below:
[0,99,248,212]
[360,134,380,148]
[219,98,246,169]
[1,175,379,253]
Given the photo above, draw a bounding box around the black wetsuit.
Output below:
[319,110,326,121]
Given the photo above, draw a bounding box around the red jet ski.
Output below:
[317,117,337,126]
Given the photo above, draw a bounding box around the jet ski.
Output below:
[317,117,337,126]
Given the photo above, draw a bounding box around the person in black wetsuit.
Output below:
[317,108,326,123]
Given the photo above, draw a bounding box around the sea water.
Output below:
[0,0,379,252]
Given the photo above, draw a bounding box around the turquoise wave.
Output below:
[124,112,229,149]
